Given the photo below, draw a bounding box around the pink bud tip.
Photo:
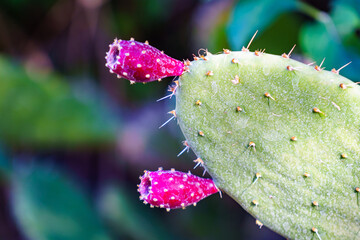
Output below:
[138,169,219,210]
[105,39,184,82]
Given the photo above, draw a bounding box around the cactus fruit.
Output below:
[175,49,360,239]
[138,169,219,211]
[106,38,360,239]
[105,39,184,83]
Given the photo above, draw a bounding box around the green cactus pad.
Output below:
[176,51,360,240]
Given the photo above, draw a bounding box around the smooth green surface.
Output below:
[176,51,360,239]
[11,164,111,240]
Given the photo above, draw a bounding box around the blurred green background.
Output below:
[0,0,359,239]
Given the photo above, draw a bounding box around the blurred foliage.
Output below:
[225,0,360,81]
[0,146,10,177]
[11,163,111,240]
[227,0,298,50]
[0,0,57,23]
[300,0,360,80]
[99,185,176,240]
[0,56,116,148]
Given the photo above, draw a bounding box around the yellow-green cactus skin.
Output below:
[175,49,360,240]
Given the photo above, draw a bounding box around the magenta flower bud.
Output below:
[138,169,219,211]
[105,39,184,83]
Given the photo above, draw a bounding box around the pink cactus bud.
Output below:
[138,169,219,211]
[105,39,184,83]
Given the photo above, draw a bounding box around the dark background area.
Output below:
[0,0,359,239]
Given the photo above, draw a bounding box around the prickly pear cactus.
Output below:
[175,50,360,240]
[138,169,219,211]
